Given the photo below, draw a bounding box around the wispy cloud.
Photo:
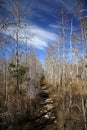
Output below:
[49,24,58,29]
[31,25,57,41]
[4,24,57,50]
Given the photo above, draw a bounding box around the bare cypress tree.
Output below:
[69,18,73,110]
[0,35,9,105]
[7,0,32,93]
[80,9,87,130]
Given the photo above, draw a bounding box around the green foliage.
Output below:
[18,65,28,77]
[8,63,28,84]
[9,63,16,68]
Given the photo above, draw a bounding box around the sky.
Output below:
[0,0,87,65]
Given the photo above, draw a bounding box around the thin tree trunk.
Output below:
[69,18,73,110]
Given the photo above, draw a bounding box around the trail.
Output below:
[23,83,57,130]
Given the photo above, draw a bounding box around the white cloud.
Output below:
[49,24,58,29]
[30,25,57,41]
[4,24,57,50]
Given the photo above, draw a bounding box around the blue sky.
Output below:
[0,0,87,65]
